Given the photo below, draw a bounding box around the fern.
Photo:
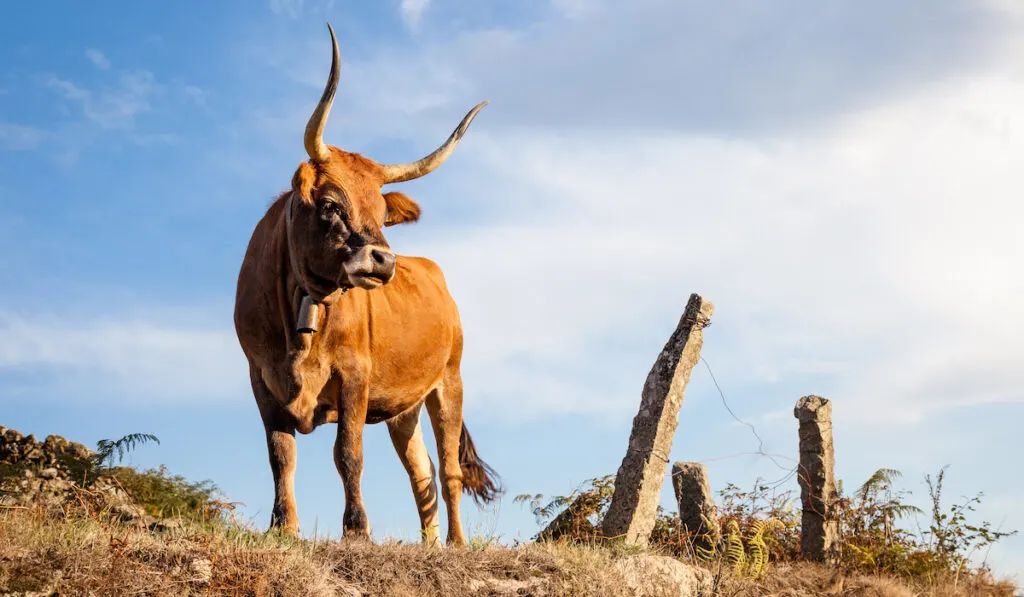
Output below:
[95,433,160,468]
[856,467,903,500]
[513,475,616,542]
[696,517,784,579]
[747,519,785,579]
[724,520,747,572]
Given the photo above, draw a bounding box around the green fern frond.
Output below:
[95,433,160,468]
[746,518,783,579]
[723,520,746,572]
[857,468,903,499]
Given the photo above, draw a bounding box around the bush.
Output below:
[103,464,229,523]
[515,466,1017,586]
[91,433,232,523]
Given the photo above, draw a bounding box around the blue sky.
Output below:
[2,0,1023,583]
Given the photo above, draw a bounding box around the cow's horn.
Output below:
[304,23,340,163]
[380,101,488,183]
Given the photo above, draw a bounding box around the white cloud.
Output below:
[267,0,335,18]
[400,0,430,30]
[42,71,156,130]
[28,65,203,157]
[182,85,206,107]
[0,311,248,405]
[392,65,1024,427]
[268,0,304,18]
[232,0,1024,428]
[85,48,111,70]
[0,123,44,151]
[550,0,599,20]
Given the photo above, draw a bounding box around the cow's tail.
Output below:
[459,423,502,505]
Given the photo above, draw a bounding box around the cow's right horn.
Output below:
[379,101,488,184]
[304,23,340,163]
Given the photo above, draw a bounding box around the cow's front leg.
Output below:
[251,366,300,537]
[335,377,370,539]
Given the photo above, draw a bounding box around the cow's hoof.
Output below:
[342,528,372,542]
[267,526,300,540]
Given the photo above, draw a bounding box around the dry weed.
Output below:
[0,508,1017,597]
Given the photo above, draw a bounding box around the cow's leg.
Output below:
[251,366,299,537]
[426,377,466,546]
[386,404,440,547]
[335,380,370,539]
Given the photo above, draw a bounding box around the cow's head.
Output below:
[285,24,485,303]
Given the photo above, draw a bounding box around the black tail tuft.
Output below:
[459,423,502,505]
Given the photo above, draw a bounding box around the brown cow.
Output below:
[233,23,500,547]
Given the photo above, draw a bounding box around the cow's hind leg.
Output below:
[386,403,440,546]
[251,366,300,537]
[426,377,468,546]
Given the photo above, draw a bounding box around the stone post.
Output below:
[794,395,838,561]
[671,462,719,552]
[602,293,714,546]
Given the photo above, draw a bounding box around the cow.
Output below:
[233,23,500,547]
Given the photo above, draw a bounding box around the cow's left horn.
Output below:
[304,23,340,163]
[380,101,488,183]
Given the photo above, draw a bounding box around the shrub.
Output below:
[91,433,231,523]
[103,464,229,523]
[515,466,1017,586]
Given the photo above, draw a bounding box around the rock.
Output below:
[14,477,74,509]
[67,442,93,460]
[149,518,187,534]
[188,558,213,585]
[109,501,149,523]
[0,570,62,597]
[612,555,712,597]
[0,425,158,530]
[467,577,551,596]
[43,435,66,449]
[671,461,719,552]
[794,395,838,562]
[602,293,714,547]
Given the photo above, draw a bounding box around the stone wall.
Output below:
[0,425,94,482]
[0,425,146,522]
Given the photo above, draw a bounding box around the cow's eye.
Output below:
[321,201,340,216]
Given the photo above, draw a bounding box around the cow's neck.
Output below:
[280,192,328,359]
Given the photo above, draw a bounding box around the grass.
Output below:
[1,430,1018,595]
[1,505,1018,597]
[0,507,639,596]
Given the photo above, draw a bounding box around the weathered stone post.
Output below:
[672,462,719,552]
[794,395,838,561]
[602,293,714,546]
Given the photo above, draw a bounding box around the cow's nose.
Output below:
[370,247,397,272]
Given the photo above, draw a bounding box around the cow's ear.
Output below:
[383,191,421,227]
[291,162,317,200]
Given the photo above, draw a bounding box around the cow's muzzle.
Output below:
[343,245,397,289]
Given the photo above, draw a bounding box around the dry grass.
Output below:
[0,508,1017,597]
[711,561,1018,597]
[0,508,635,596]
